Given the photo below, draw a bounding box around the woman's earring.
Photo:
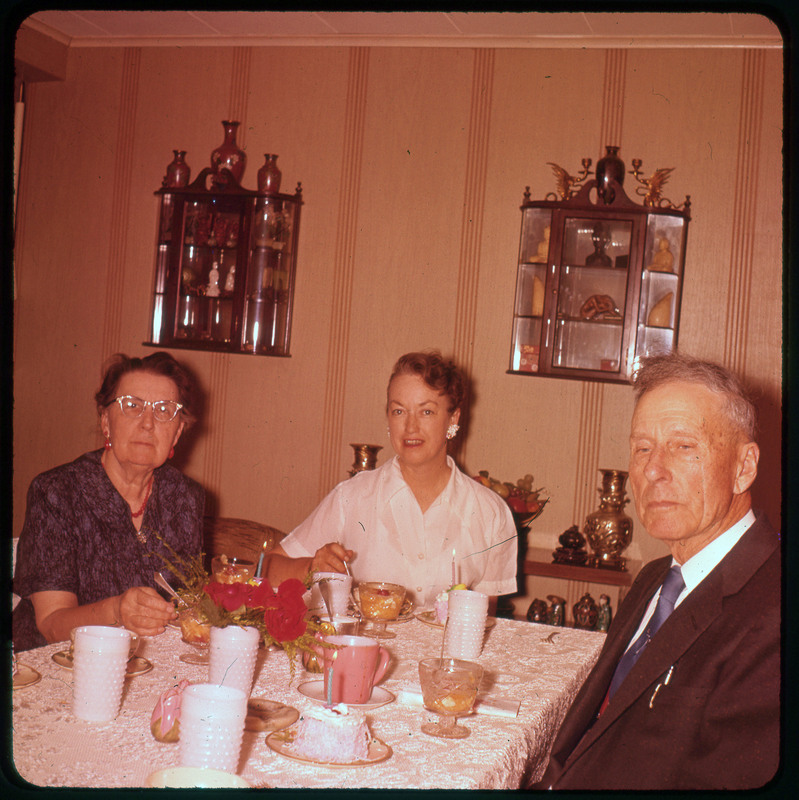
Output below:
[169,447,175,459]
[104,435,112,450]
[446,423,460,440]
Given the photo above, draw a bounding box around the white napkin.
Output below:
[395,688,520,718]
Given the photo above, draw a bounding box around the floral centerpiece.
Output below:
[157,539,324,673]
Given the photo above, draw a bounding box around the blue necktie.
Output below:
[607,565,685,700]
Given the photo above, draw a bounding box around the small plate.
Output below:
[415,610,496,630]
[245,698,300,732]
[13,663,41,690]
[297,681,395,710]
[146,767,251,788]
[51,651,153,677]
[266,726,392,768]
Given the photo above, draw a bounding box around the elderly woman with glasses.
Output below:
[12,352,204,651]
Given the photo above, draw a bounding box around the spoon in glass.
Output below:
[154,572,187,607]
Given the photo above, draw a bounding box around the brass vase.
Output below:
[348,443,382,477]
[584,469,633,571]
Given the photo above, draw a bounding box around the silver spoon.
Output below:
[154,572,187,607]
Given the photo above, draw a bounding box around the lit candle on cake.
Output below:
[451,549,456,587]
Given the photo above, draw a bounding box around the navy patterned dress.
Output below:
[13,449,204,651]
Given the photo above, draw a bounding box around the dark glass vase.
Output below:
[257,154,282,193]
[595,146,625,204]
[163,150,191,188]
[210,121,246,185]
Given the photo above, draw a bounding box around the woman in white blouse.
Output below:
[266,351,518,610]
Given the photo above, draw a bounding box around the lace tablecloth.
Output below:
[12,618,604,789]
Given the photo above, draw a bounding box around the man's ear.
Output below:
[733,441,759,495]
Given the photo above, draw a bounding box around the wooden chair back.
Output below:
[202,516,286,569]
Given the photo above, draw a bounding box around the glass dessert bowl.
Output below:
[211,555,256,585]
[178,607,211,665]
[418,657,483,739]
[358,581,406,640]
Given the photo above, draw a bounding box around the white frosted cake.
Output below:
[292,704,371,762]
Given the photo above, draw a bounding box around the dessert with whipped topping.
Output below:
[291,704,371,762]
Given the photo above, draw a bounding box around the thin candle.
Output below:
[254,540,268,578]
[451,549,456,587]
[326,651,336,707]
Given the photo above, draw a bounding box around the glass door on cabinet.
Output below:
[634,214,686,367]
[242,195,296,355]
[175,197,242,343]
[551,217,632,375]
[510,208,551,373]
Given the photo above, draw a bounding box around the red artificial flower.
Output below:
[262,578,308,642]
[204,580,250,612]
[247,578,276,609]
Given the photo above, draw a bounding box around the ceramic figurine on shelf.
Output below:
[573,593,599,630]
[552,525,589,565]
[206,261,221,297]
[596,593,612,632]
[224,263,236,293]
[646,236,674,273]
[547,595,566,627]
[585,221,612,267]
[531,225,550,263]
[526,598,549,623]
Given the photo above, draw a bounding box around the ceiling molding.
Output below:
[19,11,784,50]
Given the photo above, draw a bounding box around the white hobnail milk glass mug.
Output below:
[179,684,248,773]
[208,625,261,696]
[72,626,132,721]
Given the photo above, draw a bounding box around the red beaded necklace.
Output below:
[131,476,154,519]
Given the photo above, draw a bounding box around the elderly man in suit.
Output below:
[536,353,780,790]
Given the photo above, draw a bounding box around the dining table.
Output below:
[11,615,605,789]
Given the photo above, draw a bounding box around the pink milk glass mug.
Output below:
[322,634,390,704]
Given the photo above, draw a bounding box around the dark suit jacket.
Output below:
[536,514,781,790]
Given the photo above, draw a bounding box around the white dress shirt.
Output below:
[281,456,519,606]
[624,509,756,648]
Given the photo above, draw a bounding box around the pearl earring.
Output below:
[446,423,460,440]
[104,435,112,450]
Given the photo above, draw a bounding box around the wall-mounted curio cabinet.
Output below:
[147,128,302,356]
[509,147,690,383]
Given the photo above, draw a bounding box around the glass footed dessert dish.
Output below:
[178,607,211,664]
[418,657,483,739]
[358,582,406,640]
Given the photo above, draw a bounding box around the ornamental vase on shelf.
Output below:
[163,150,191,188]
[595,145,625,204]
[348,443,382,477]
[257,154,282,193]
[210,120,246,185]
[583,468,634,571]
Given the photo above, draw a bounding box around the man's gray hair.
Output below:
[632,352,757,442]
